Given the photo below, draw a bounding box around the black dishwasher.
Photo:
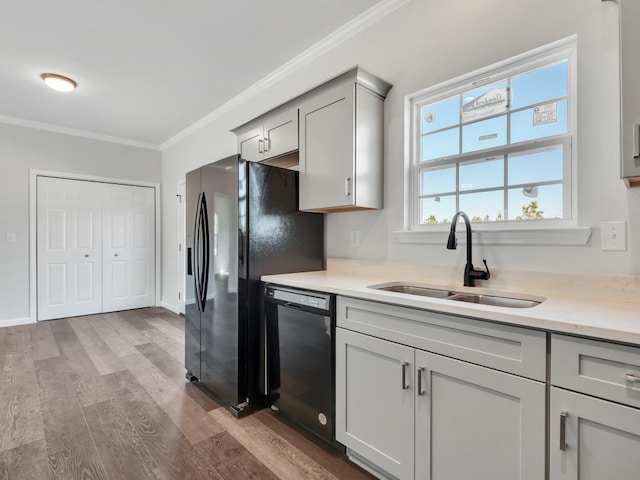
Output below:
[265,284,338,446]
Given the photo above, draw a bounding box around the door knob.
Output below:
[114,254,118,257]
[84,254,89,258]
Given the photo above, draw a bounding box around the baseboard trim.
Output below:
[159,301,180,315]
[0,317,36,328]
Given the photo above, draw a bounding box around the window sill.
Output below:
[394,226,592,246]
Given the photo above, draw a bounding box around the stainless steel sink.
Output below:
[448,293,541,308]
[373,284,457,299]
[369,283,543,308]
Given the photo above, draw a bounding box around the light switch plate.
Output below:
[601,221,626,251]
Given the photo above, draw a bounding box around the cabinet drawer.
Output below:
[551,334,640,408]
[338,297,547,381]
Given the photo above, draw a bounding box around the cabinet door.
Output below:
[336,328,414,480]
[550,387,640,480]
[620,0,640,180]
[238,126,264,163]
[299,84,355,211]
[263,108,298,159]
[415,350,545,480]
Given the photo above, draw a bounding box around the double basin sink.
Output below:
[370,282,543,308]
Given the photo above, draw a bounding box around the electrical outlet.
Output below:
[350,229,360,247]
[6,232,16,243]
[601,221,626,251]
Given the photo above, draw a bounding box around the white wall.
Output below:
[161,0,638,310]
[0,123,161,322]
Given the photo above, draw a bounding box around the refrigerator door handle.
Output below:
[238,228,244,265]
[187,247,193,275]
[200,193,210,311]
[193,193,203,312]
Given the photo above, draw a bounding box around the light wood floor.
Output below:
[0,307,374,480]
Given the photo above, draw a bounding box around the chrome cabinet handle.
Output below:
[401,361,409,390]
[84,254,89,258]
[560,411,568,451]
[417,367,426,396]
[264,137,270,152]
[258,139,264,153]
[344,177,351,196]
[626,373,640,383]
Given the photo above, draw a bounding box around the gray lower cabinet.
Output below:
[550,333,640,479]
[336,327,546,480]
[336,328,414,480]
[414,349,545,480]
[549,388,640,479]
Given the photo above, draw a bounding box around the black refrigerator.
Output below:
[185,155,325,417]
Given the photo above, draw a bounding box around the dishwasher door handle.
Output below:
[282,302,303,310]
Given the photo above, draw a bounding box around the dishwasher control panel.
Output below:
[266,285,331,311]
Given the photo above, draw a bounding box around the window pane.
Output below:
[459,157,504,191]
[462,116,507,153]
[508,147,563,185]
[507,184,563,220]
[421,195,456,224]
[511,61,568,109]
[459,190,505,222]
[511,99,568,143]
[411,41,573,228]
[421,96,459,134]
[422,165,456,196]
[422,127,460,161]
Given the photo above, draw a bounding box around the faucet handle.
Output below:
[482,259,491,280]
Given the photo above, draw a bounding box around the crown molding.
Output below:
[160,0,409,150]
[0,114,160,151]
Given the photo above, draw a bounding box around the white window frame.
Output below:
[403,36,582,241]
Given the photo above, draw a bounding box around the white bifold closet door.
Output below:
[102,183,155,313]
[37,177,103,320]
[37,177,155,320]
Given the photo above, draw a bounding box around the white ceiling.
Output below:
[0,0,381,147]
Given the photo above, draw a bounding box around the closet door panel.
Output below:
[102,184,155,312]
[37,177,102,320]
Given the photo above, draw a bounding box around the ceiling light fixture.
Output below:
[41,73,77,92]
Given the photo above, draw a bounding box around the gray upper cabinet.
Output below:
[232,66,391,211]
[299,69,391,212]
[236,108,298,163]
[616,0,640,186]
[237,126,264,163]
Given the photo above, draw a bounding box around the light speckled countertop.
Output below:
[262,269,640,346]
